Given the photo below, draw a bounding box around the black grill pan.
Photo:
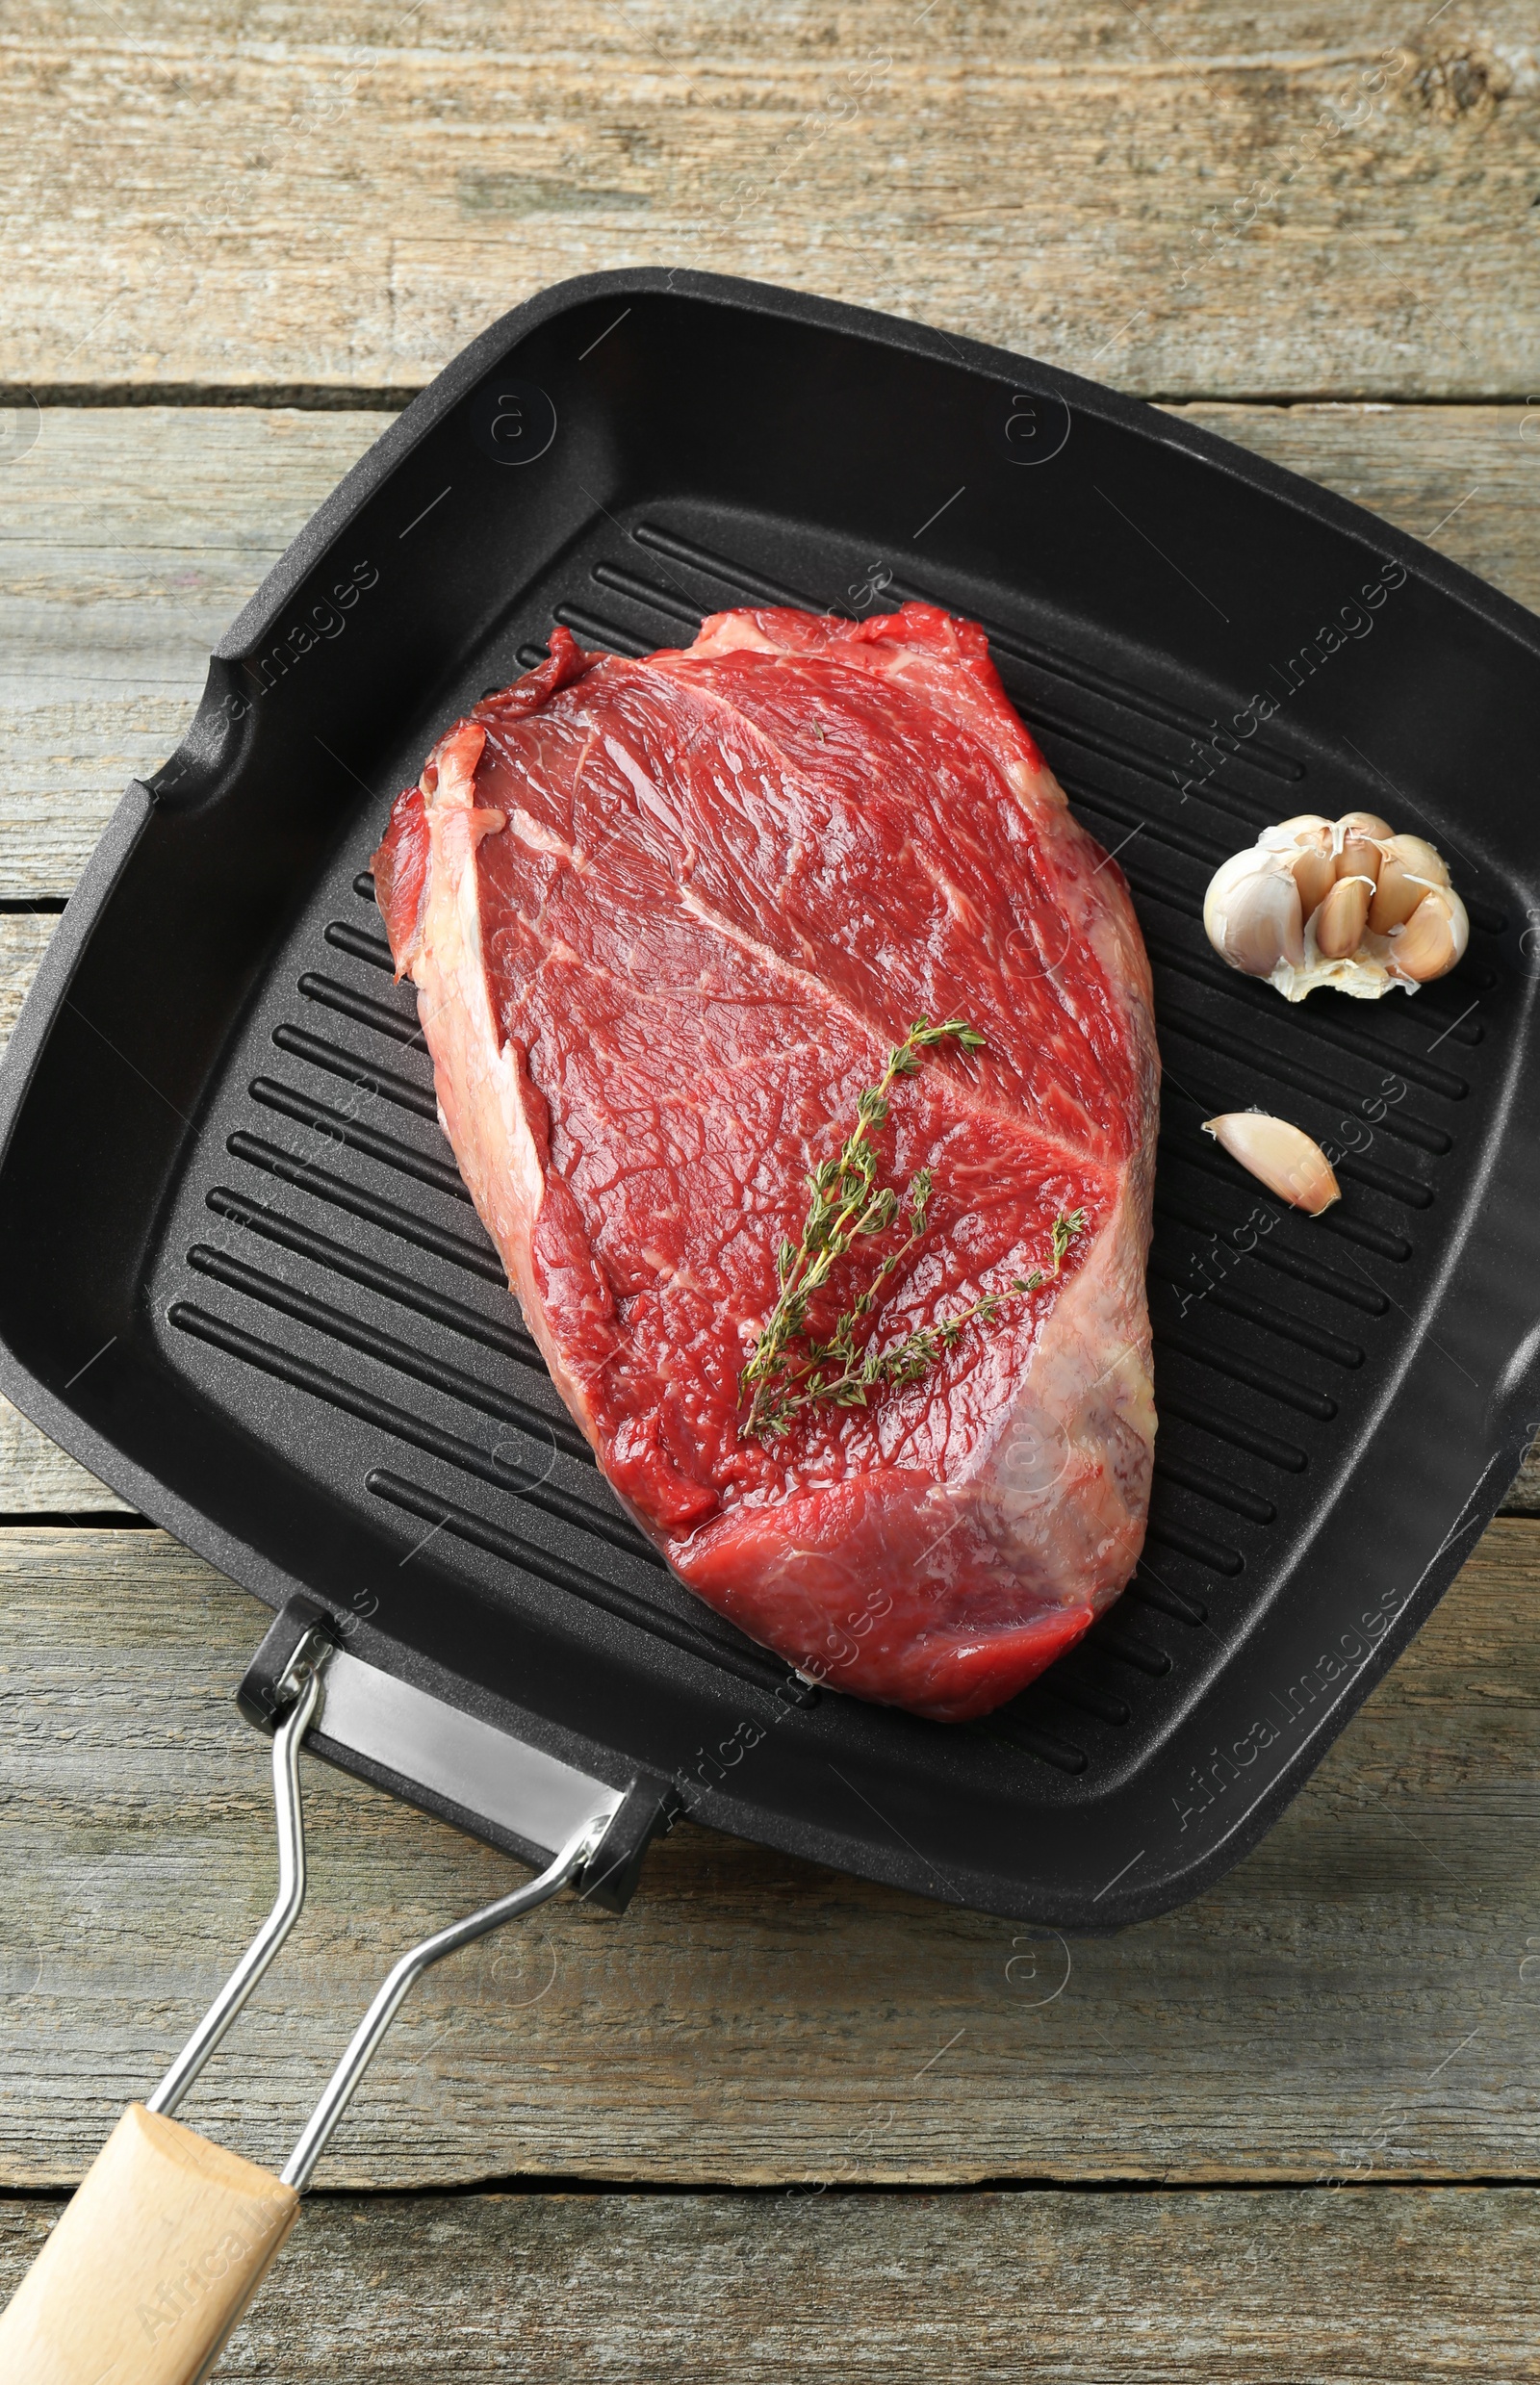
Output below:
[3,267,1538,1931]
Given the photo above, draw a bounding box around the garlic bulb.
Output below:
[1202,812,1467,1002]
[1203,1114,1341,1215]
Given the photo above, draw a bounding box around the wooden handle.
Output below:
[0,2103,298,2385]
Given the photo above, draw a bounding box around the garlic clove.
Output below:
[1315,874,1374,960]
[1388,885,1469,984]
[1267,820,1336,917]
[1202,850,1304,976]
[1336,833,1382,885]
[1380,832,1450,887]
[1368,847,1439,935]
[1203,1114,1341,1214]
[1292,846,1336,915]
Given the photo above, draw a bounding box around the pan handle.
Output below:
[0,1605,653,2384]
[0,1813,611,2385]
[238,1595,671,1912]
[0,2103,298,2385]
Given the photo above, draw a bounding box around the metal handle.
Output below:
[146,1632,331,2118]
[146,1610,632,2188]
[0,1622,646,2385]
[280,1802,615,2190]
[237,1594,668,1911]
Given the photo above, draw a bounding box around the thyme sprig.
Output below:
[738,1014,1087,1442]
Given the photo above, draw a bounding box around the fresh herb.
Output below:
[738,1015,1087,1442]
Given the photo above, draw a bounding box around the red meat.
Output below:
[372,603,1158,1721]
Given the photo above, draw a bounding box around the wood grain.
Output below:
[4,2183,1537,2384]
[0,1523,1535,2192]
[0,1393,126,1516]
[0,2104,296,2385]
[0,409,385,898]
[3,4,1539,401]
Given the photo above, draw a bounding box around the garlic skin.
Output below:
[1202,847,1303,974]
[1203,1114,1342,1215]
[1203,813,1464,1002]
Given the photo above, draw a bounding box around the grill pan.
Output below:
[3,267,1539,1954]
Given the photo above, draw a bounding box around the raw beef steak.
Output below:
[373,603,1158,1722]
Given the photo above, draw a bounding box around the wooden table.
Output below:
[3,6,1539,2376]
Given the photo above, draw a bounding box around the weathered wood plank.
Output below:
[0,1395,126,1516]
[0,918,50,1045]
[0,408,384,896]
[0,1523,1535,2190]
[3,5,1539,400]
[4,2184,1537,2384]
